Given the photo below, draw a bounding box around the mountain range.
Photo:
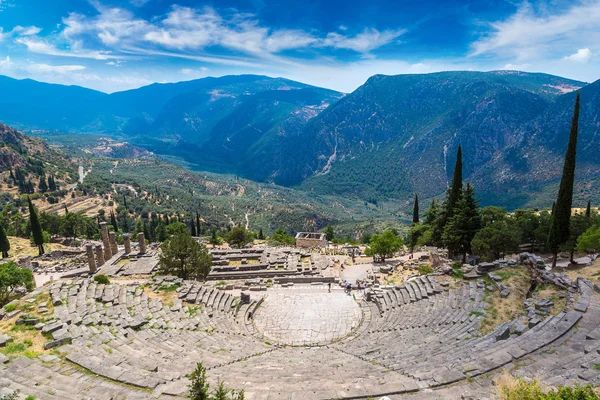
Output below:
[0,70,598,210]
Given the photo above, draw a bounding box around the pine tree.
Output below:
[0,222,10,258]
[412,194,419,224]
[442,184,481,263]
[258,228,264,240]
[548,93,580,268]
[586,200,591,218]
[28,197,45,256]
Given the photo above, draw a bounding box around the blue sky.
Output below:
[0,0,598,93]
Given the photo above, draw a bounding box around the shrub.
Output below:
[495,373,600,400]
[93,275,110,285]
[451,261,462,270]
[418,264,433,275]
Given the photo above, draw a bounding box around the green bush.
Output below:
[93,275,110,285]
[451,261,462,270]
[3,303,17,313]
[496,374,600,400]
[418,264,433,275]
[453,269,464,279]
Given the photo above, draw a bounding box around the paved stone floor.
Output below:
[253,290,362,345]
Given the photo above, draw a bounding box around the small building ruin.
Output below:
[295,232,327,248]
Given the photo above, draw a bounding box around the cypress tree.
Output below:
[123,195,128,210]
[64,205,69,214]
[143,220,151,243]
[412,194,419,224]
[447,145,463,220]
[190,219,197,237]
[442,184,481,263]
[0,222,10,258]
[196,213,202,235]
[548,93,580,268]
[110,211,118,232]
[258,228,264,240]
[551,202,555,215]
[38,176,48,192]
[28,197,45,256]
[585,200,591,218]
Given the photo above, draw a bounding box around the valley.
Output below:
[2,71,598,212]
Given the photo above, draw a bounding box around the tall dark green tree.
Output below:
[110,211,118,232]
[0,223,10,258]
[38,176,48,193]
[585,200,591,218]
[412,194,419,224]
[447,145,463,220]
[196,213,202,235]
[28,197,45,256]
[442,184,481,262]
[190,219,197,237]
[323,224,335,241]
[548,93,580,268]
[258,228,264,240]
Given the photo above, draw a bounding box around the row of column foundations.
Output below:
[87,222,146,273]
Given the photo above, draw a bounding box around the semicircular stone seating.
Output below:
[0,273,599,400]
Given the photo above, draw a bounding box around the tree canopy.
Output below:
[365,230,403,262]
[158,232,212,280]
[0,261,34,306]
[224,226,254,248]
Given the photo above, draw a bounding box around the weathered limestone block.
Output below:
[100,222,112,259]
[123,234,131,254]
[95,245,105,267]
[86,244,97,273]
[109,231,118,256]
[138,232,146,254]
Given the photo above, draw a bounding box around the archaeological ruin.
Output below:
[1,234,600,400]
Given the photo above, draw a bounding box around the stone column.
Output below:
[100,222,112,259]
[95,244,105,267]
[86,244,97,273]
[138,232,146,254]
[109,231,118,256]
[123,234,131,254]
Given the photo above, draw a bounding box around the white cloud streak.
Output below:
[471,1,600,61]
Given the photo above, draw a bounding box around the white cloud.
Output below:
[471,1,600,61]
[322,28,406,53]
[0,55,12,67]
[181,66,209,75]
[15,3,404,64]
[26,63,86,74]
[12,26,42,36]
[15,37,121,60]
[563,48,592,63]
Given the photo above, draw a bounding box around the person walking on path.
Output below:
[328,282,331,293]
